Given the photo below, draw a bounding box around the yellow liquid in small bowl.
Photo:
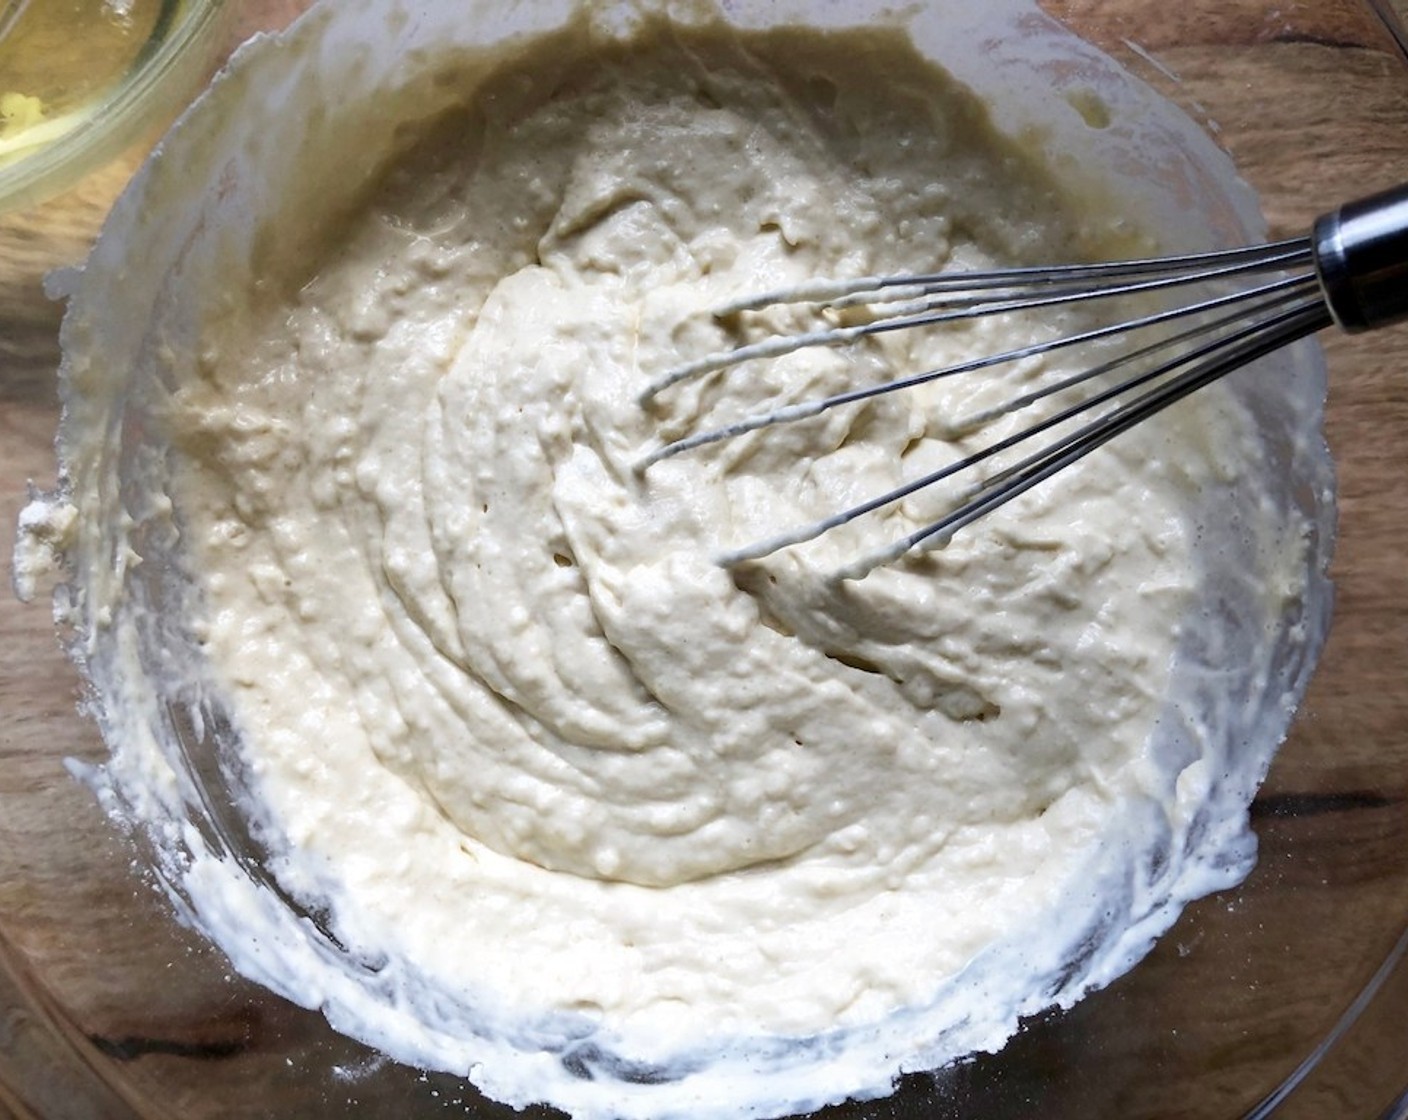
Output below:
[0,0,188,165]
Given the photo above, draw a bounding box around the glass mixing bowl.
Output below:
[1,1,1405,1117]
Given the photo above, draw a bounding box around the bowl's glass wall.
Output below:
[0,1,1405,1118]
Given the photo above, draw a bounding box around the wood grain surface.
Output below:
[1,2,1407,1119]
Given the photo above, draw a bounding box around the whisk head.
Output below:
[637,238,1334,580]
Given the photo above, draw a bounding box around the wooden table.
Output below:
[2,3,1407,1118]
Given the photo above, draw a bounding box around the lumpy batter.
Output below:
[17,6,1322,1119]
[172,8,1273,1045]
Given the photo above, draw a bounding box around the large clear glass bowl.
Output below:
[0,1,1405,1117]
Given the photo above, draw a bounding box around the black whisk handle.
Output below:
[1313,181,1408,332]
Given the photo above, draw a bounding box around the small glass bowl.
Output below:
[0,0,229,214]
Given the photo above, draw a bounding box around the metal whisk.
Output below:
[638,183,1408,580]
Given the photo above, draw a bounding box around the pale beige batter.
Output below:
[172,14,1258,1021]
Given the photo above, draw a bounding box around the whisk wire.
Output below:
[716,292,1329,573]
[965,276,1323,426]
[718,238,1313,314]
[831,297,1334,580]
[817,242,1317,316]
[643,240,1315,404]
[640,271,1320,469]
